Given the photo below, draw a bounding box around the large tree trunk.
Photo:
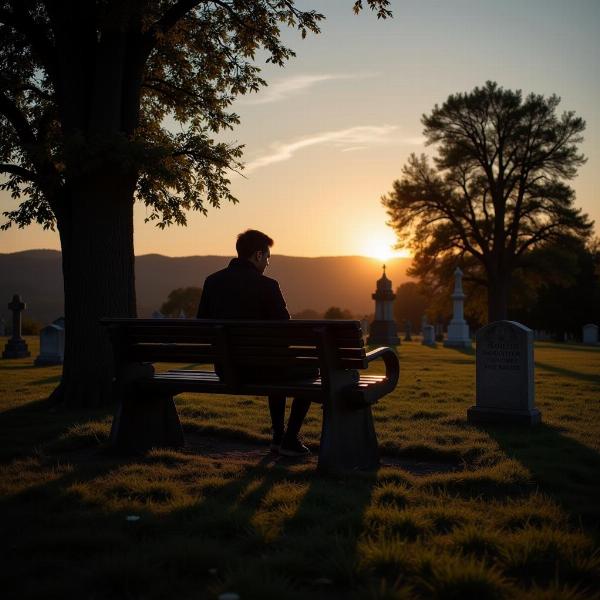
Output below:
[54,173,137,408]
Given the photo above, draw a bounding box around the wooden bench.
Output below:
[102,318,399,472]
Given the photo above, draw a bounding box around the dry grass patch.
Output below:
[1,338,599,598]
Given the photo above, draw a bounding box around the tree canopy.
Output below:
[382,81,593,322]
[511,236,600,338]
[392,282,427,331]
[0,0,388,231]
[0,0,391,407]
[160,286,203,317]
[323,306,354,320]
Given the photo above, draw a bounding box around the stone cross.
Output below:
[9,294,25,338]
[2,294,31,359]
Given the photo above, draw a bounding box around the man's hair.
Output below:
[236,229,274,259]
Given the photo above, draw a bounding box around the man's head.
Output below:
[236,229,273,274]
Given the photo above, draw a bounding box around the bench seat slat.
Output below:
[158,370,385,384]
[147,370,387,405]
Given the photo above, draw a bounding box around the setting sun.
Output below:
[360,231,411,261]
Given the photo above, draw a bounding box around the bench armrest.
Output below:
[365,346,400,395]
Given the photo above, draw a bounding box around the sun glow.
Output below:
[360,232,411,261]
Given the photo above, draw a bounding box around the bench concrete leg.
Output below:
[110,390,185,453]
[317,397,379,473]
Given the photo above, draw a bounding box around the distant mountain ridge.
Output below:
[0,249,412,325]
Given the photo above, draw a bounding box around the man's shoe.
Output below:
[270,430,284,452]
[279,436,310,457]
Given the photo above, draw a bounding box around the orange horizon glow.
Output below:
[359,230,411,261]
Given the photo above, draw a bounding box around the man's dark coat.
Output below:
[196,258,290,320]
[196,258,317,384]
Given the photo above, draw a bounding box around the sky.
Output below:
[1,0,599,259]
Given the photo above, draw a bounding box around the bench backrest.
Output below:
[102,318,367,371]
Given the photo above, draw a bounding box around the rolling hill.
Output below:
[0,249,412,325]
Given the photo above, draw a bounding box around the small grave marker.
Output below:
[421,324,436,346]
[35,318,65,366]
[582,323,598,345]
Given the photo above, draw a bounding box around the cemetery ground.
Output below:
[1,339,599,600]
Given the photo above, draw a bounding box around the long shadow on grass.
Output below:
[534,361,600,386]
[1,445,379,598]
[160,452,378,593]
[31,374,62,385]
[0,363,40,371]
[535,342,600,355]
[483,423,600,526]
[0,396,112,462]
[445,346,475,357]
[0,450,169,597]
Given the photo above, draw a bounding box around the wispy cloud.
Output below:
[245,125,422,173]
[243,73,378,105]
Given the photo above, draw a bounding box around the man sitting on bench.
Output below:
[197,229,313,457]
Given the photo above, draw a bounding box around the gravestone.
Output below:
[421,324,436,346]
[404,319,412,341]
[582,324,598,345]
[2,294,30,359]
[35,318,65,366]
[468,320,541,425]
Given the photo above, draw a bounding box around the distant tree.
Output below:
[160,287,202,318]
[324,307,354,320]
[511,236,600,338]
[383,82,593,323]
[0,0,391,407]
[291,308,322,320]
[393,282,427,331]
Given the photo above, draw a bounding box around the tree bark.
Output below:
[54,173,137,408]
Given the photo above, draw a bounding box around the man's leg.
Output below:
[268,394,286,450]
[280,396,311,456]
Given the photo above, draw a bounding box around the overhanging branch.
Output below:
[0,162,36,181]
[0,92,36,145]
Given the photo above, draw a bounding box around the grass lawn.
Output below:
[1,336,599,599]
